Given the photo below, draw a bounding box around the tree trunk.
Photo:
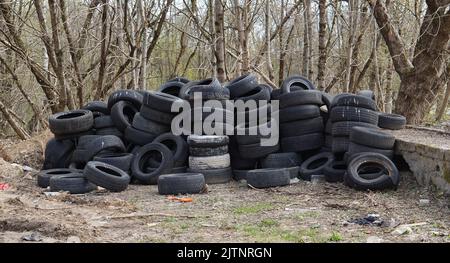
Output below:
[265,0,274,82]
[137,0,147,90]
[302,0,311,78]
[317,0,327,90]
[214,0,225,83]
[0,99,30,140]
[368,0,450,123]
[344,0,359,93]
[436,79,450,122]
[95,0,109,99]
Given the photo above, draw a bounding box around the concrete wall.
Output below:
[395,139,450,196]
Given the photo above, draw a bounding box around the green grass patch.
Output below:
[328,232,343,242]
[233,202,274,215]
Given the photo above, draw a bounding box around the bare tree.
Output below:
[367,0,450,123]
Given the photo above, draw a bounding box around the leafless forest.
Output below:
[0,0,449,140]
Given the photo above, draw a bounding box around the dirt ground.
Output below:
[0,133,449,243]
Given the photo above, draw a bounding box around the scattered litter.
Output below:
[168,196,193,203]
[349,214,384,226]
[290,178,300,184]
[43,192,63,197]
[22,232,42,242]
[0,183,10,190]
[11,163,36,173]
[392,225,413,236]
[311,175,326,184]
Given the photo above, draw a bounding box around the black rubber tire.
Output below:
[49,110,93,135]
[281,133,324,153]
[189,154,230,170]
[124,126,157,146]
[158,81,185,97]
[145,166,188,174]
[325,119,332,134]
[107,89,143,110]
[131,143,174,185]
[143,91,181,113]
[332,136,350,153]
[225,74,259,99]
[325,135,333,148]
[235,84,271,101]
[260,152,302,168]
[54,130,96,141]
[332,121,379,136]
[322,92,333,111]
[235,120,277,145]
[95,127,124,138]
[179,78,223,100]
[350,126,395,150]
[281,75,316,93]
[158,173,206,195]
[77,135,104,149]
[323,160,346,183]
[235,102,272,125]
[279,90,323,108]
[84,161,130,192]
[279,105,321,123]
[378,113,407,130]
[286,166,300,179]
[167,76,190,84]
[280,117,324,137]
[132,113,170,134]
[271,87,303,100]
[42,139,75,170]
[246,168,291,188]
[331,93,377,111]
[153,133,189,167]
[347,142,394,160]
[93,153,134,172]
[185,83,230,101]
[94,116,114,129]
[82,101,110,115]
[111,101,139,132]
[190,145,228,157]
[238,143,279,159]
[140,105,175,125]
[357,90,375,100]
[84,135,126,161]
[187,135,229,148]
[187,167,232,184]
[49,174,96,194]
[37,168,83,188]
[345,153,400,190]
[191,106,234,125]
[229,136,258,170]
[232,170,250,181]
[330,106,379,125]
[299,152,334,181]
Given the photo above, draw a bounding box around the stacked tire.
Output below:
[181,78,232,135]
[330,94,379,155]
[279,90,325,154]
[187,135,232,184]
[225,74,276,175]
[347,126,396,162]
[126,92,180,148]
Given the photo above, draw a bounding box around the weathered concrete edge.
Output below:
[395,139,450,196]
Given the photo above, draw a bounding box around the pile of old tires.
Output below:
[38,74,407,196]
